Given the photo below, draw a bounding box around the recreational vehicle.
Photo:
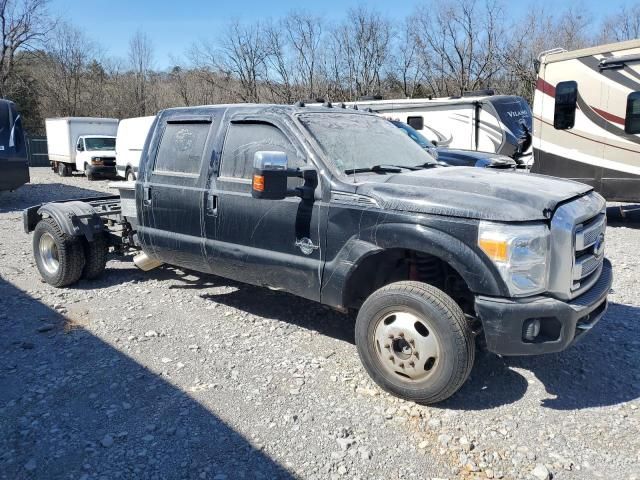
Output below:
[320,94,533,166]
[0,99,29,191]
[531,39,640,202]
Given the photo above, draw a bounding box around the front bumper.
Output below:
[475,258,612,355]
[86,164,116,178]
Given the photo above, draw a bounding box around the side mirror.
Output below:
[252,151,288,199]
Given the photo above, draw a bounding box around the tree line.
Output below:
[2,0,639,135]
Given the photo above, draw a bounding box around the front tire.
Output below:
[126,168,136,181]
[33,218,85,287]
[355,281,475,404]
[85,163,95,181]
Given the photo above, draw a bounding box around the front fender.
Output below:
[321,222,507,308]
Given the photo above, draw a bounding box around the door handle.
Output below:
[206,193,217,216]
[143,186,152,206]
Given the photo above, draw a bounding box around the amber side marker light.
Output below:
[253,174,265,192]
[478,238,508,263]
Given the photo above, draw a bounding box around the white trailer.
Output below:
[45,117,119,179]
[312,93,533,166]
[115,116,156,180]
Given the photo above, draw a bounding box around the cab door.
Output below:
[137,115,214,272]
[204,120,325,301]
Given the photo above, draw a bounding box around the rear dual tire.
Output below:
[355,281,475,404]
[33,218,107,287]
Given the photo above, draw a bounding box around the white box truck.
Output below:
[115,116,156,180]
[45,117,119,180]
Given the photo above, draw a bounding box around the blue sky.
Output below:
[51,0,632,68]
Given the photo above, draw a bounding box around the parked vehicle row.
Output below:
[24,104,612,404]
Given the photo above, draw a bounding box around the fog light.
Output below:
[523,319,541,342]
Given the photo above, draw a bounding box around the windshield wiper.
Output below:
[410,162,439,169]
[344,164,404,175]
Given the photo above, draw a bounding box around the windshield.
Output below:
[298,113,436,174]
[390,120,432,148]
[84,137,116,151]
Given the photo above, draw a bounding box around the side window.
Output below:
[154,123,209,175]
[407,116,424,130]
[219,123,306,186]
[554,81,578,130]
[625,92,640,134]
[76,138,84,151]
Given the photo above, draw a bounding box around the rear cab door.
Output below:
[137,110,218,272]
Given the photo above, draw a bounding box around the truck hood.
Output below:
[355,167,592,221]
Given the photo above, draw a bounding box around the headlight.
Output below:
[478,221,550,296]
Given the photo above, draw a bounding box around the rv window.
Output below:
[554,81,578,130]
[154,123,209,176]
[407,116,424,130]
[625,92,640,134]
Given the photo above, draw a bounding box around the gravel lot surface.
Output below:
[1,168,639,480]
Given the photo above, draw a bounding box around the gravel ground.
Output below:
[0,168,638,480]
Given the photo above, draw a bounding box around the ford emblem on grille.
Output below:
[593,232,605,256]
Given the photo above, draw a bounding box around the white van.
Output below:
[45,117,119,179]
[116,116,156,180]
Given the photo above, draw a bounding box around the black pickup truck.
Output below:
[23,104,612,404]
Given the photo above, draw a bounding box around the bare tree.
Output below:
[600,4,640,42]
[332,6,391,99]
[263,19,295,103]
[35,22,98,116]
[414,0,506,96]
[128,30,154,115]
[284,11,324,100]
[387,16,425,98]
[0,0,50,97]
[215,20,268,102]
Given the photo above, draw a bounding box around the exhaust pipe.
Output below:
[133,252,163,271]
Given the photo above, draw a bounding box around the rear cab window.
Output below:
[154,122,210,176]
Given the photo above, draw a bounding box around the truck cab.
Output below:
[75,135,116,179]
[24,104,612,404]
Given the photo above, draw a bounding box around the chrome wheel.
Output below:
[373,310,441,382]
[126,170,136,181]
[39,232,60,275]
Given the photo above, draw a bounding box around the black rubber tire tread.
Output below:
[85,164,94,181]
[33,218,85,287]
[57,163,69,177]
[82,234,108,280]
[126,169,136,181]
[355,280,475,404]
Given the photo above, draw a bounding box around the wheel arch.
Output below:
[35,202,104,241]
[321,222,507,309]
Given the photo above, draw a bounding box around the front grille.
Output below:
[571,213,606,295]
[548,192,606,301]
